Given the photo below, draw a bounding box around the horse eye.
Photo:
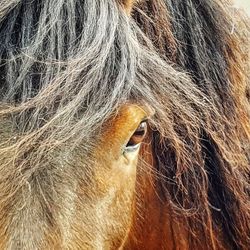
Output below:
[125,121,147,152]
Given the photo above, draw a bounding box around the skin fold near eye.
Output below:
[99,104,151,159]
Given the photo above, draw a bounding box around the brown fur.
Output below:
[0,0,249,249]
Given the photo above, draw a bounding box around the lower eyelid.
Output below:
[124,143,141,153]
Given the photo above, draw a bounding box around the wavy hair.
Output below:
[133,0,250,249]
[0,0,249,249]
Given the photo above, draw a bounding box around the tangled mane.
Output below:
[133,0,250,248]
[0,0,249,249]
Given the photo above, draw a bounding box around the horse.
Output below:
[0,0,249,249]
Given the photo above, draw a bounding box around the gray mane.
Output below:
[0,0,204,142]
[0,0,249,249]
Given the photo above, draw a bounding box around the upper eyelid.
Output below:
[141,117,149,123]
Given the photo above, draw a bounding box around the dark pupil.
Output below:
[127,122,147,147]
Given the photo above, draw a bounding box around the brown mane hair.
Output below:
[132,0,250,249]
[0,0,249,249]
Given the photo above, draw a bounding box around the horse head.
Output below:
[0,0,249,249]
